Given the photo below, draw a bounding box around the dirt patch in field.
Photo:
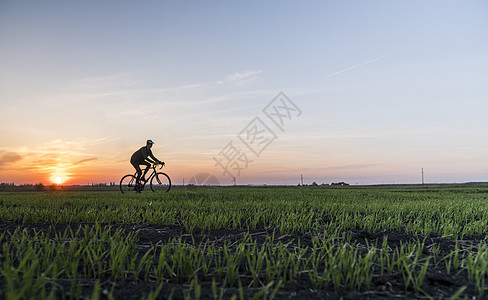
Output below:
[0,221,484,299]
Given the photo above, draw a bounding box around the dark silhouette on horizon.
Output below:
[130,140,163,185]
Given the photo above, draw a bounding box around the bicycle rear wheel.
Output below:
[120,174,137,194]
[150,172,171,192]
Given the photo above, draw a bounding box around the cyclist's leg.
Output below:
[141,161,151,181]
[131,161,142,183]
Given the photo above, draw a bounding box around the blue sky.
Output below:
[0,1,487,185]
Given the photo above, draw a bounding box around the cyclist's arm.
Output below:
[147,149,162,164]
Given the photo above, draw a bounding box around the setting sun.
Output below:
[50,171,70,185]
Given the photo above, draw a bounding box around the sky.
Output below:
[1,1,487,185]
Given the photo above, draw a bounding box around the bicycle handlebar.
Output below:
[153,162,165,169]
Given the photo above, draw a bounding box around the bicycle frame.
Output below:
[120,162,171,194]
[134,164,158,184]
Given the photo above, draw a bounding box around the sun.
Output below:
[50,172,69,185]
[54,177,63,185]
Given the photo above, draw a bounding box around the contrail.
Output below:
[327,53,394,77]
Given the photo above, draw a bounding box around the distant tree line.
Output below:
[90,182,117,187]
[0,183,42,191]
[0,182,122,192]
[0,182,58,191]
[299,181,350,187]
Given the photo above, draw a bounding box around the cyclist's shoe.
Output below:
[134,183,143,193]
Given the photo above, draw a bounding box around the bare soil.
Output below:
[0,222,484,299]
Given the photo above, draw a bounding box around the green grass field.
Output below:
[1,186,488,299]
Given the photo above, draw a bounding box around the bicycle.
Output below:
[119,162,171,194]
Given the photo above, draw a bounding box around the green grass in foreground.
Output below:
[1,187,488,237]
[1,186,488,299]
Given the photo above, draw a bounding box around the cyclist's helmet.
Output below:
[147,139,154,144]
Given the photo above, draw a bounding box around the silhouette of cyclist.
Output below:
[130,140,163,185]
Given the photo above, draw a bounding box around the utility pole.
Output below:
[233,177,236,186]
[301,174,304,186]
[421,168,424,185]
[183,179,185,186]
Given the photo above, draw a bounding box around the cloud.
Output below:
[2,138,109,173]
[73,157,98,165]
[218,70,263,85]
[0,151,22,167]
[324,164,379,170]
[327,53,394,77]
[67,73,207,101]
[68,72,142,90]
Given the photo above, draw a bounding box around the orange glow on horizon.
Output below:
[50,173,69,185]
[48,167,72,185]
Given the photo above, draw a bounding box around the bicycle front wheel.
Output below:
[150,172,171,192]
[120,174,137,194]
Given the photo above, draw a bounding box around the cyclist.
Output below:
[130,140,164,188]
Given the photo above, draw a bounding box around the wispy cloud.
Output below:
[74,157,98,165]
[218,70,263,85]
[68,72,143,90]
[72,83,206,100]
[324,164,379,170]
[328,53,394,77]
[0,151,22,167]
[0,138,110,181]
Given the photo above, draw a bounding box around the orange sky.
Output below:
[2,135,488,186]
